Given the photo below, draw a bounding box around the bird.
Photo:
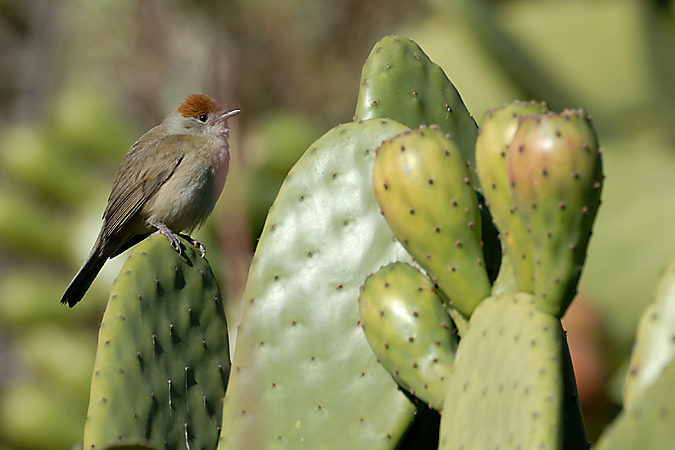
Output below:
[60,94,240,307]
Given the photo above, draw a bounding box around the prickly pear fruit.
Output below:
[624,257,675,409]
[219,119,421,450]
[373,127,491,317]
[83,235,230,450]
[507,110,603,317]
[359,262,458,410]
[439,293,587,449]
[595,358,675,450]
[476,100,551,294]
[355,35,479,186]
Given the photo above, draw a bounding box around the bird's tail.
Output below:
[60,254,107,307]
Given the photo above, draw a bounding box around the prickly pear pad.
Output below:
[624,257,675,409]
[220,119,418,449]
[83,235,230,450]
[373,127,491,317]
[359,262,457,410]
[595,359,675,450]
[355,35,479,186]
[439,293,566,449]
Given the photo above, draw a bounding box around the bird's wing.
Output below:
[101,134,190,240]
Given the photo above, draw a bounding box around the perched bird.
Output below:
[60,94,240,307]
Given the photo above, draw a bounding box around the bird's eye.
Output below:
[197,113,208,123]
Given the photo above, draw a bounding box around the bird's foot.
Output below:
[150,222,183,255]
[180,234,207,258]
[148,223,206,258]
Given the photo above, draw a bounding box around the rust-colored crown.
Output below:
[176,94,223,118]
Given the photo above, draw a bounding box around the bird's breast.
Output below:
[141,144,230,233]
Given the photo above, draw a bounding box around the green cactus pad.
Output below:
[476,100,551,294]
[490,252,518,296]
[355,35,479,187]
[359,262,458,409]
[83,235,230,450]
[439,293,585,449]
[594,359,675,450]
[219,119,421,449]
[373,127,491,317]
[507,110,603,317]
[624,257,675,409]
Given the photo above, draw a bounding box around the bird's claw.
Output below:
[168,235,183,255]
[150,222,183,255]
[195,240,207,259]
[149,222,206,258]
[180,234,207,258]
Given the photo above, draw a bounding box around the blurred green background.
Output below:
[0,0,673,448]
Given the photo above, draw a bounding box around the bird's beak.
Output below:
[219,109,241,121]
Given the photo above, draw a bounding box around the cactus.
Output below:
[75,35,619,449]
[219,118,424,449]
[476,100,551,294]
[359,262,458,410]
[354,35,479,187]
[373,127,491,317]
[624,257,675,409]
[490,252,518,296]
[593,257,675,449]
[594,359,675,450]
[507,110,603,317]
[438,292,587,449]
[83,234,230,450]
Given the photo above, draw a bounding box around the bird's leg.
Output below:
[179,234,207,259]
[149,221,183,255]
